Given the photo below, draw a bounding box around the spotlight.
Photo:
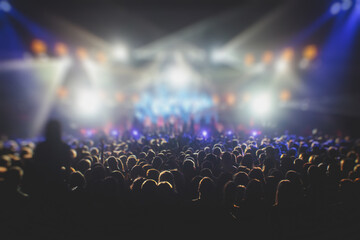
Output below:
[275,59,288,73]
[202,130,208,137]
[211,49,227,63]
[132,129,139,136]
[341,0,352,10]
[251,93,272,116]
[0,1,11,12]
[111,129,119,136]
[330,2,342,15]
[252,131,257,136]
[113,44,129,62]
[167,66,190,88]
[75,90,101,116]
[86,129,93,137]
[227,130,232,135]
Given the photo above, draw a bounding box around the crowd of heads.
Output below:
[1,119,360,239]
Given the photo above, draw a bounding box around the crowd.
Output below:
[1,119,360,239]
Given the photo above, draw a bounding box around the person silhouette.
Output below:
[32,120,71,199]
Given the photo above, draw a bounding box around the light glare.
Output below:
[251,93,272,116]
[76,90,101,116]
[0,1,11,12]
[330,2,342,15]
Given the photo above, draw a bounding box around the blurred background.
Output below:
[0,0,360,138]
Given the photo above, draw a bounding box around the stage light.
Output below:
[76,47,87,60]
[111,129,119,136]
[96,51,107,64]
[115,92,125,102]
[227,130,232,135]
[86,130,93,137]
[280,89,291,102]
[251,93,272,116]
[341,0,353,10]
[244,53,255,66]
[330,2,342,15]
[56,86,68,99]
[262,51,273,64]
[132,130,139,136]
[31,39,47,55]
[252,131,257,136]
[226,93,236,106]
[281,48,294,61]
[167,66,190,88]
[211,49,227,63]
[54,42,68,57]
[75,90,101,116]
[113,45,129,62]
[0,1,11,12]
[212,94,220,105]
[202,130,208,137]
[275,59,288,72]
[303,44,318,61]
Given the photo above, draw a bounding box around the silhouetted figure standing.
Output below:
[31,120,71,205]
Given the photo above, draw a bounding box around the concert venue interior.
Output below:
[1,0,360,239]
[1,0,359,139]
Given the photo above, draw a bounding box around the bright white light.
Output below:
[202,130,208,137]
[112,45,129,61]
[251,93,272,116]
[111,130,118,136]
[167,66,190,88]
[76,90,101,116]
[276,59,288,73]
[341,0,352,10]
[211,49,227,63]
[132,130,139,136]
[330,2,342,15]
[0,1,11,12]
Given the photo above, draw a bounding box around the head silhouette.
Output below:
[45,119,62,142]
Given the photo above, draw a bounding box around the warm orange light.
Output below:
[31,39,47,55]
[54,42,68,56]
[226,93,236,106]
[280,90,291,102]
[212,94,220,105]
[282,48,294,61]
[57,86,68,99]
[244,53,255,66]
[262,51,273,64]
[97,51,107,63]
[303,45,318,61]
[116,92,125,102]
[76,47,87,60]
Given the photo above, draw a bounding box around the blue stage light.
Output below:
[330,2,342,15]
[132,130,139,136]
[0,1,11,12]
[341,0,353,11]
[202,130,208,137]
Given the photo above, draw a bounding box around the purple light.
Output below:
[227,130,232,135]
[86,130,93,137]
[252,131,257,136]
[202,130,208,137]
[111,130,118,136]
[132,130,138,136]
